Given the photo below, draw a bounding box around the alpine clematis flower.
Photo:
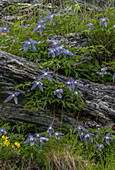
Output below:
[22,38,39,51]
[56,45,73,57]
[38,16,46,25]
[34,133,41,139]
[39,137,49,149]
[86,23,94,30]
[39,70,52,82]
[50,39,60,47]
[31,81,43,92]
[96,144,104,152]
[84,133,94,143]
[70,78,83,91]
[0,23,10,34]
[47,125,54,136]
[4,91,20,104]
[55,132,64,140]
[0,128,7,136]
[102,133,113,145]
[97,67,107,75]
[24,133,37,146]
[32,18,46,35]
[54,89,63,98]
[73,125,88,140]
[100,18,109,27]
[113,25,115,30]
[113,73,115,82]
[48,48,57,58]
[45,13,54,24]
[65,80,72,91]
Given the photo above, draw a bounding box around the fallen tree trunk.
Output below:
[0,50,115,131]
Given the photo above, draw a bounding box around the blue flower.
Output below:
[86,23,94,30]
[38,16,46,25]
[49,39,60,47]
[32,17,46,35]
[4,91,20,104]
[113,73,115,82]
[31,81,43,92]
[73,125,88,140]
[84,133,94,143]
[113,25,115,30]
[22,38,40,51]
[96,144,104,152]
[54,89,63,98]
[39,137,49,149]
[34,133,41,139]
[24,133,37,146]
[100,18,109,27]
[65,80,73,91]
[0,128,7,136]
[55,132,64,140]
[70,78,83,91]
[47,125,54,136]
[0,23,10,34]
[102,133,113,145]
[97,67,107,75]
[45,13,54,24]
[39,70,52,82]
[48,47,57,58]
[56,45,73,57]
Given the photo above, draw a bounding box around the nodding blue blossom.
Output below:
[39,70,53,82]
[0,128,7,136]
[39,137,49,149]
[0,23,9,34]
[22,38,39,51]
[38,16,46,25]
[45,13,54,24]
[97,67,107,75]
[47,125,54,136]
[96,144,104,152]
[55,132,64,140]
[34,133,41,139]
[21,24,30,29]
[100,18,109,27]
[113,73,115,82]
[54,89,63,98]
[102,133,113,145]
[24,133,37,146]
[56,45,73,57]
[32,17,46,35]
[86,23,94,30]
[4,91,20,104]
[70,78,83,91]
[74,91,78,96]
[49,39,60,47]
[65,80,73,91]
[31,81,43,92]
[73,125,88,140]
[48,47,57,58]
[113,25,115,30]
[84,133,94,143]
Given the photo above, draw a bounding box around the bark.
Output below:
[0,50,115,131]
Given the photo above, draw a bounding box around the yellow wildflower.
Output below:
[3,140,10,147]
[12,145,15,149]
[2,135,8,141]
[1,33,7,36]
[14,142,21,148]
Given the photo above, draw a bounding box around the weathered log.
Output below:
[0,50,115,131]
